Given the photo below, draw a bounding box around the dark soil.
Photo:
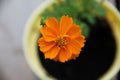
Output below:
[37,18,116,80]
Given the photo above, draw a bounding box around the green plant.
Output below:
[40,0,106,37]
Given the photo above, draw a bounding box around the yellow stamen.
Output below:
[56,36,67,48]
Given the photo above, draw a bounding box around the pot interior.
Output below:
[37,18,116,80]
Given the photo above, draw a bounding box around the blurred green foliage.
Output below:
[40,0,106,37]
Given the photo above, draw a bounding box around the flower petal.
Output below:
[53,55,59,61]
[40,25,57,42]
[38,38,56,52]
[70,54,79,60]
[66,24,82,39]
[58,48,72,62]
[46,17,59,35]
[75,36,86,47]
[67,39,83,55]
[60,16,73,35]
[45,46,60,59]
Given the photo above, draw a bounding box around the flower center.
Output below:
[56,36,67,48]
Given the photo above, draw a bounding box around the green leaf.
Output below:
[40,17,46,26]
[86,14,95,25]
[79,22,90,37]
[96,6,106,16]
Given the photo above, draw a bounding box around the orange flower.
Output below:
[38,16,86,62]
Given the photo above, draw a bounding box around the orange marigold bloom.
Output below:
[38,16,86,62]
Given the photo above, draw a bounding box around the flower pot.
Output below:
[23,0,120,80]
